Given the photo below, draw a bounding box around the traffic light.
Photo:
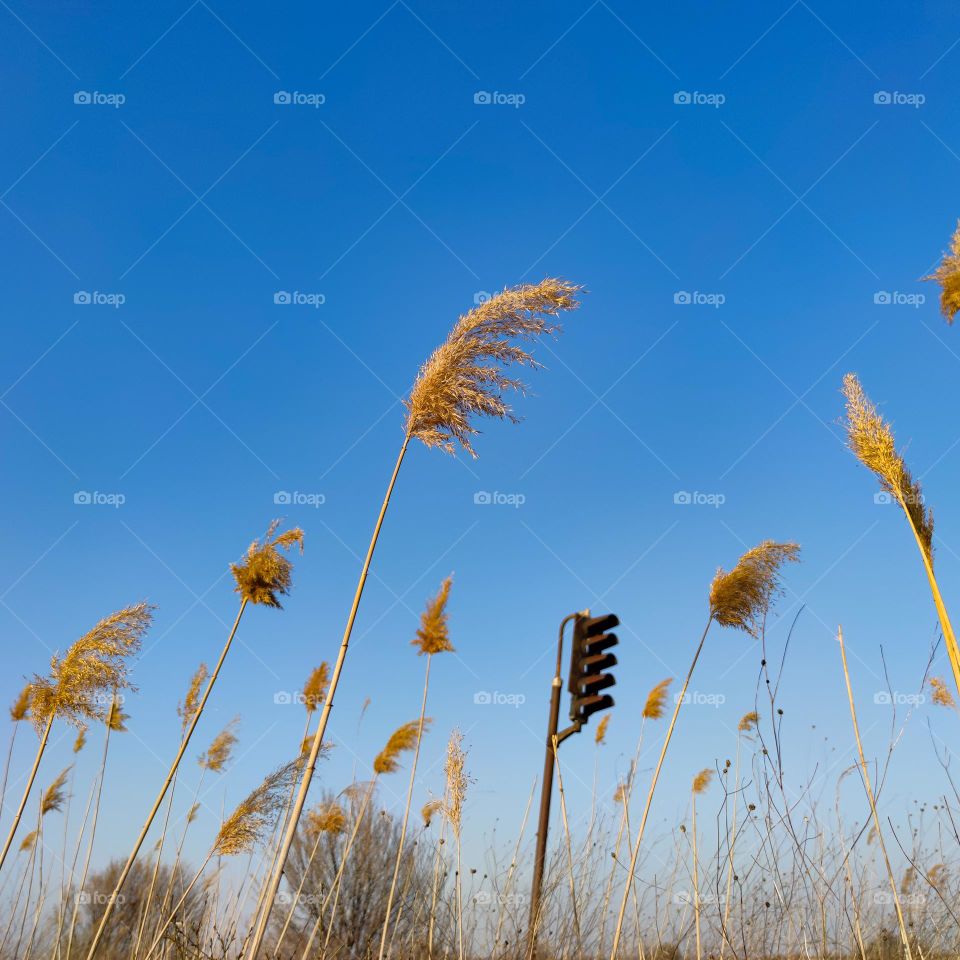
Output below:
[567,612,619,723]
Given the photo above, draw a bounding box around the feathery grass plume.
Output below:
[230,521,304,608]
[307,801,346,835]
[213,759,303,856]
[930,676,955,708]
[199,718,239,773]
[178,663,209,734]
[843,373,933,559]
[107,700,128,732]
[72,727,87,753]
[301,663,330,713]
[709,541,800,638]
[404,280,582,457]
[20,830,36,853]
[594,715,610,745]
[30,603,153,732]
[41,767,71,815]
[642,678,672,719]
[421,799,443,827]
[373,720,430,775]
[925,220,960,323]
[187,803,199,825]
[738,710,760,733]
[692,768,713,795]
[613,783,627,804]
[10,685,31,723]
[443,729,467,837]
[413,576,455,655]
[929,863,948,889]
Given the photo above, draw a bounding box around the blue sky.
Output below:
[2,0,960,880]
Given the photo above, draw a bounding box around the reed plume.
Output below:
[595,715,610,745]
[926,220,960,323]
[231,521,304,608]
[692,768,713,795]
[690,767,712,960]
[251,283,580,958]
[421,799,443,827]
[444,729,469,960]
[373,720,429,775]
[2,686,32,823]
[643,678,672,719]
[72,728,86,753]
[199,718,239,773]
[0,604,152,876]
[302,663,330,713]
[413,576,454,654]
[931,676,955,708]
[178,663,208,734]
[307,801,346,835]
[19,831,36,853]
[843,373,960,698]
[41,767,71,816]
[738,710,759,732]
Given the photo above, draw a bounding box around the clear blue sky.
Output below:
[2,0,959,880]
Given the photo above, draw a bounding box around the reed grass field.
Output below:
[4,4,960,959]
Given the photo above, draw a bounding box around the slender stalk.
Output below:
[142,852,212,960]
[492,779,536,958]
[84,598,248,960]
[552,734,582,955]
[248,436,410,957]
[377,653,432,960]
[609,618,712,960]
[837,625,913,960]
[0,713,54,874]
[692,790,702,960]
[719,732,742,958]
[0,722,20,827]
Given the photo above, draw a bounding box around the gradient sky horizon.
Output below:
[2,0,960,883]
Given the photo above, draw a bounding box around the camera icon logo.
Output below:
[274,691,293,705]
[473,491,492,505]
[473,91,492,105]
[873,491,893,505]
[74,291,91,305]
[673,91,692,105]
[274,491,292,505]
[473,691,492,705]
[274,291,291,305]
[873,291,891,305]
[474,291,491,305]
[873,91,891,105]
[73,91,91,104]
[673,291,691,305]
[673,490,692,505]
[74,491,92,505]
[273,91,292,105]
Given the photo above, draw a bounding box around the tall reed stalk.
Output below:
[248,280,581,956]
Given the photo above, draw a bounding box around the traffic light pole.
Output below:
[527,612,583,960]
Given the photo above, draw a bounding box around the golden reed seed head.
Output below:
[72,727,87,753]
[107,699,129,733]
[20,831,37,853]
[373,719,430,775]
[929,863,947,889]
[738,710,760,733]
[444,728,468,837]
[709,541,800,638]
[643,678,672,719]
[421,799,443,827]
[692,768,713,795]
[231,521,304,608]
[613,783,627,804]
[413,577,454,656]
[302,662,330,714]
[42,767,71,815]
[199,718,239,773]
[594,715,610,745]
[404,280,582,458]
[842,373,934,562]
[10,685,31,723]
[178,663,209,732]
[213,758,303,856]
[930,677,956,708]
[30,603,153,734]
[308,801,347,835]
[925,220,960,323]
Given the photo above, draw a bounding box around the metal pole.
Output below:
[527,612,581,959]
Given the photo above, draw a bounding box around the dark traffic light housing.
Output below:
[567,612,619,724]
